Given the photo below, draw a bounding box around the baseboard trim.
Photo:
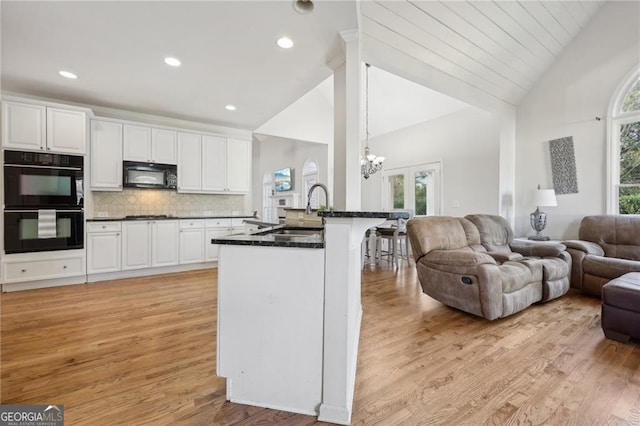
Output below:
[87,262,216,283]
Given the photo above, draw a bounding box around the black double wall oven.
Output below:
[4,150,84,254]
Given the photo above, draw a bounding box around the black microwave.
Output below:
[123,161,177,190]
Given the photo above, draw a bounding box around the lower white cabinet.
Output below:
[121,220,179,270]
[2,250,86,283]
[87,221,122,274]
[179,220,205,264]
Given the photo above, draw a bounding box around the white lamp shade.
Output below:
[533,188,557,207]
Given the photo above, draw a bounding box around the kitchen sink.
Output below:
[259,227,323,238]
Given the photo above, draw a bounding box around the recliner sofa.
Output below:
[406,215,570,320]
[563,215,640,296]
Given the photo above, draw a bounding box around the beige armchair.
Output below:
[407,216,569,320]
[563,215,640,296]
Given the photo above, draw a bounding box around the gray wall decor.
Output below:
[549,136,578,194]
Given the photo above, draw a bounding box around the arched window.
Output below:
[302,159,321,208]
[262,172,273,222]
[609,68,640,214]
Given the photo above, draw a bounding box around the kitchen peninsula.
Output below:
[212,210,410,425]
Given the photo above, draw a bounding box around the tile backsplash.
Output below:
[91,189,246,217]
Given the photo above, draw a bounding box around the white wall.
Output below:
[361,107,501,217]
[252,134,329,216]
[515,1,640,239]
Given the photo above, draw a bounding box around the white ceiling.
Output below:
[2,1,605,134]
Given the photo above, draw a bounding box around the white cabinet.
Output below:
[2,250,86,283]
[226,138,251,192]
[202,135,226,191]
[121,221,151,270]
[179,220,205,264]
[205,218,241,262]
[123,124,177,164]
[151,220,179,267]
[2,100,86,154]
[177,132,202,191]
[122,220,179,270]
[87,222,122,274]
[90,120,123,190]
[178,134,251,194]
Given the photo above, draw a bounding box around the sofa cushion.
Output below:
[583,254,640,279]
[602,273,640,313]
[465,214,514,253]
[579,215,640,260]
[407,217,470,261]
[499,261,532,293]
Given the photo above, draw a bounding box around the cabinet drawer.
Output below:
[3,256,85,283]
[180,219,204,230]
[87,221,122,233]
[205,219,231,228]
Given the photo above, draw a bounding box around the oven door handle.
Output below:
[4,164,83,171]
[4,209,84,213]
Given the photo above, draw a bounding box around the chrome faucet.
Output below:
[306,183,329,215]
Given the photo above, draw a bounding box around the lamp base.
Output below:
[528,235,550,241]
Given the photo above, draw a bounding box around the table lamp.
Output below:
[529,185,557,241]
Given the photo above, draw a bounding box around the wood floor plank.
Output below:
[2,265,640,425]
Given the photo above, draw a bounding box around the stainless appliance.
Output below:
[3,150,84,254]
[4,210,84,253]
[123,161,177,190]
[4,150,83,209]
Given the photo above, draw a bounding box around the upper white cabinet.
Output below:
[90,120,123,191]
[177,132,202,192]
[123,124,176,164]
[2,100,87,154]
[226,138,251,192]
[178,135,251,194]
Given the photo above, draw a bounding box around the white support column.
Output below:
[499,107,516,227]
[333,30,362,211]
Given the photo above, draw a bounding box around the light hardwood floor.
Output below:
[2,265,640,425]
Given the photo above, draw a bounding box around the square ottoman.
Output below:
[601,272,640,343]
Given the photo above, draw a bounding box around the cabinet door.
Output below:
[123,124,152,162]
[87,232,121,274]
[202,135,226,192]
[206,228,230,262]
[47,108,87,154]
[152,128,177,164]
[90,120,123,190]
[2,101,46,150]
[226,138,251,192]
[177,132,202,192]
[121,221,151,270]
[151,220,179,267]
[180,228,205,264]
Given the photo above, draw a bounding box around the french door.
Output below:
[381,162,442,216]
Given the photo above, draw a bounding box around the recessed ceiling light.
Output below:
[164,57,181,67]
[59,70,78,79]
[276,37,294,49]
[225,105,237,111]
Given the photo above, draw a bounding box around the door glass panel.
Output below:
[389,174,404,209]
[414,171,428,216]
[620,121,640,184]
[20,175,71,196]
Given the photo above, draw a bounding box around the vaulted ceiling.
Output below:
[1,1,606,132]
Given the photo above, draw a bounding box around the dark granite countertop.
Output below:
[87,215,256,222]
[211,226,324,249]
[318,211,411,219]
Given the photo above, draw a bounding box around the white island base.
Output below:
[215,213,406,424]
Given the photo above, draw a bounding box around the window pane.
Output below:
[619,186,640,214]
[389,175,404,209]
[415,171,428,216]
[620,122,640,184]
[622,78,640,113]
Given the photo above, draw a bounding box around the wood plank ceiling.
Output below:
[360,0,605,107]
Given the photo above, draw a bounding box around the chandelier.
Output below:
[361,63,385,180]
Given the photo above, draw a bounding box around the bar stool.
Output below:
[361,227,377,268]
[375,218,410,268]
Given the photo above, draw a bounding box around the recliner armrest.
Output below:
[562,240,605,256]
[486,251,523,262]
[510,242,567,258]
[424,250,496,266]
